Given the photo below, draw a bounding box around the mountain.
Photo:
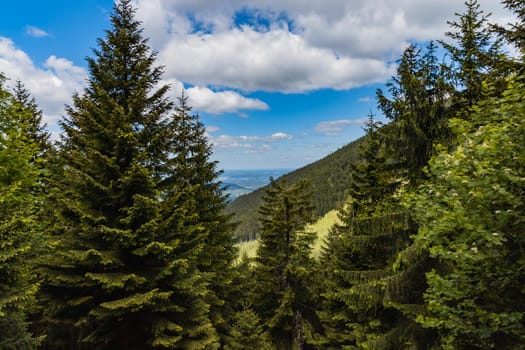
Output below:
[227,137,365,240]
[221,169,292,200]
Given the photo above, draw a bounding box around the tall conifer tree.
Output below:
[495,0,525,72]
[252,179,318,350]
[40,1,219,348]
[11,81,50,153]
[0,75,43,349]
[441,0,507,109]
[169,92,237,342]
[318,114,412,348]
[377,42,451,185]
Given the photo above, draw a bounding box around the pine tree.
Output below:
[500,0,525,50]
[377,42,452,185]
[319,41,453,349]
[441,0,508,110]
[370,42,454,350]
[494,0,525,73]
[40,1,218,348]
[169,92,237,343]
[226,306,274,350]
[318,113,414,349]
[252,179,318,350]
[11,80,50,153]
[347,113,391,215]
[369,4,511,348]
[0,75,42,349]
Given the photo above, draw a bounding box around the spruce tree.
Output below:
[347,113,391,215]
[319,41,453,349]
[377,42,451,185]
[369,42,454,349]
[11,80,50,153]
[495,0,525,72]
[40,1,218,348]
[318,114,413,349]
[441,0,508,110]
[0,75,42,349]
[371,4,511,347]
[252,179,318,350]
[226,307,274,350]
[500,0,525,51]
[169,92,237,343]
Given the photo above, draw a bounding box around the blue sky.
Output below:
[0,0,513,170]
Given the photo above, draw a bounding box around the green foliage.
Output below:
[347,113,393,215]
[441,0,508,109]
[408,77,525,349]
[168,92,238,343]
[252,179,319,349]
[39,1,223,348]
[11,81,50,153]
[226,307,274,350]
[497,0,525,60]
[228,137,364,240]
[317,114,414,349]
[0,76,43,349]
[377,42,452,185]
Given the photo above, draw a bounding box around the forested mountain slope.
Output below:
[227,136,364,240]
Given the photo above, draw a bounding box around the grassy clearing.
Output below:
[308,209,340,258]
[235,209,341,261]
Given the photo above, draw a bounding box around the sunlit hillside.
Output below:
[236,209,341,260]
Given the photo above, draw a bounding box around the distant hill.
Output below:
[227,137,364,240]
[221,169,292,201]
[224,183,248,190]
[223,183,251,201]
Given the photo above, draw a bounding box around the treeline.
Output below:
[1,0,525,349]
[227,137,364,241]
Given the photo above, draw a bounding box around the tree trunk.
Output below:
[294,310,304,350]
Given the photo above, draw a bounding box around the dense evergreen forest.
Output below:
[0,0,524,349]
[227,137,364,241]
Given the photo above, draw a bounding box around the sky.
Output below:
[0,0,515,170]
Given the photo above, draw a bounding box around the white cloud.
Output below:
[2,0,515,130]
[209,131,293,153]
[186,86,269,114]
[163,77,270,114]
[270,132,292,140]
[206,125,220,133]
[358,96,372,103]
[315,119,365,136]
[134,0,512,93]
[0,37,86,125]
[0,37,269,128]
[158,26,394,93]
[26,26,50,38]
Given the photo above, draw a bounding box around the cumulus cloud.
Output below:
[270,132,293,140]
[358,96,372,103]
[315,119,365,136]
[206,125,220,133]
[186,86,269,114]
[0,37,86,125]
[0,38,268,127]
[209,131,293,153]
[159,26,393,92]
[1,0,513,128]
[133,0,511,93]
[26,25,50,38]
